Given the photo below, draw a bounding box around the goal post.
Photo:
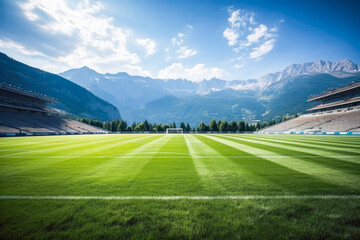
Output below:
[166,128,184,134]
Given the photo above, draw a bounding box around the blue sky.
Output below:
[0,0,359,81]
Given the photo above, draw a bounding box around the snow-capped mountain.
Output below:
[257,59,359,89]
[59,59,360,123]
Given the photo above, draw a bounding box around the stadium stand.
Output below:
[0,83,106,136]
[259,81,360,134]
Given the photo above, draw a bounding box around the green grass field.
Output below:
[1,134,360,239]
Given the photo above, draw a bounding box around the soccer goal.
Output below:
[166,128,184,134]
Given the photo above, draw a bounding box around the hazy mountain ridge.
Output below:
[0,53,121,121]
[61,59,359,97]
[59,58,360,124]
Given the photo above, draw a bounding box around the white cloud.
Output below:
[176,46,197,59]
[246,24,268,44]
[233,63,245,69]
[223,28,239,46]
[171,32,185,46]
[186,24,193,30]
[170,32,198,60]
[0,39,46,57]
[120,64,152,77]
[136,38,157,56]
[228,9,242,28]
[223,7,278,60]
[227,8,255,29]
[158,63,226,82]
[249,15,256,25]
[16,0,155,75]
[249,39,276,59]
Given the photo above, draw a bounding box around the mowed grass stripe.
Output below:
[215,135,360,191]
[260,135,360,146]
[0,134,142,157]
[0,134,133,152]
[231,135,360,165]
[202,135,356,195]
[0,135,167,195]
[219,135,360,177]
[253,135,360,150]
[185,134,254,195]
[71,135,173,195]
[239,135,360,156]
[195,135,299,195]
[0,135,155,178]
[123,135,202,195]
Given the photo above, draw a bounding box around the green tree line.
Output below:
[69,112,299,132]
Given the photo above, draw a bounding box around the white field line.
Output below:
[3,155,359,159]
[1,195,360,200]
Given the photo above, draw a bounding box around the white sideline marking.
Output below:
[4,155,359,159]
[1,195,360,200]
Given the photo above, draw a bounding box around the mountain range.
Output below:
[0,53,120,121]
[59,59,360,125]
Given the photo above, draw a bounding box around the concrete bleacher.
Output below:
[0,124,20,134]
[0,111,106,135]
[0,83,108,136]
[260,107,360,133]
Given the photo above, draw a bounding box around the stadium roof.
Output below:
[307,96,360,111]
[0,83,57,103]
[0,102,55,113]
[307,81,360,102]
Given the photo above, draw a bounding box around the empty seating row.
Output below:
[0,111,106,134]
[260,109,360,133]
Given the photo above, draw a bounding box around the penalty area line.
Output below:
[1,195,360,200]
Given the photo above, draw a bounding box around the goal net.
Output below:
[166,128,184,134]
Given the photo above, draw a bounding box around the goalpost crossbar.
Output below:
[166,128,184,134]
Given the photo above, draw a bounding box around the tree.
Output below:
[209,119,218,131]
[219,121,228,132]
[109,121,116,131]
[117,120,126,131]
[106,122,111,131]
[153,124,162,132]
[186,123,191,132]
[163,124,170,130]
[114,119,120,130]
[180,122,186,130]
[132,122,136,130]
[125,126,132,131]
[134,123,146,131]
[143,120,149,131]
[256,121,261,130]
[268,119,275,126]
[229,121,237,131]
[171,121,177,128]
[197,122,207,131]
[237,121,245,131]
